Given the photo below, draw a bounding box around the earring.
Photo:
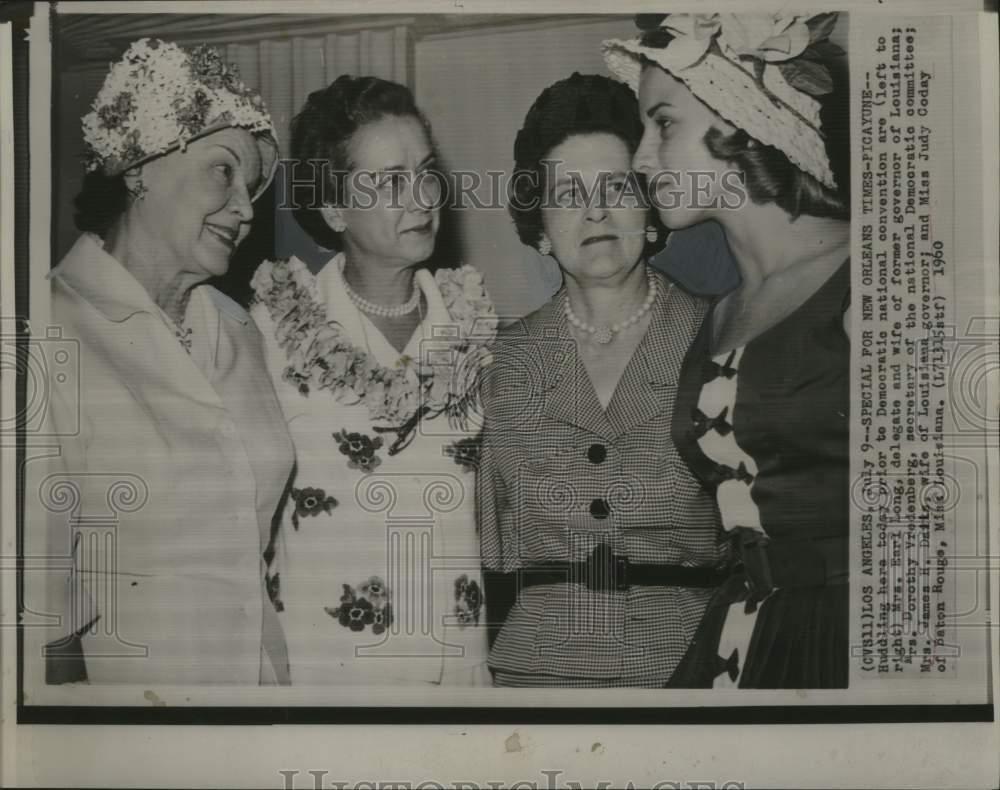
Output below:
[322,205,347,233]
[746,137,758,150]
[645,225,659,243]
[127,179,147,201]
[537,235,552,256]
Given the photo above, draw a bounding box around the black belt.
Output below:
[514,544,730,593]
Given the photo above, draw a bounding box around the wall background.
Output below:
[413,17,635,317]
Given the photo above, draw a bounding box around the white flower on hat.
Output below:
[717,14,812,64]
[657,14,722,71]
[602,13,844,189]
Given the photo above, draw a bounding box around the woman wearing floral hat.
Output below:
[33,39,293,685]
[251,76,494,687]
[604,13,851,688]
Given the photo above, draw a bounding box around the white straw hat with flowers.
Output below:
[603,13,843,190]
[82,38,278,199]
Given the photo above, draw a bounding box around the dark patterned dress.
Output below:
[667,260,850,689]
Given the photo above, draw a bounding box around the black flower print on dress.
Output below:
[324,577,394,635]
[359,575,388,607]
[289,486,338,530]
[453,574,483,627]
[444,436,481,473]
[370,603,393,636]
[333,430,384,473]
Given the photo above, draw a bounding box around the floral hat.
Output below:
[603,13,844,189]
[82,38,278,200]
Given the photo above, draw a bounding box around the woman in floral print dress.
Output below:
[251,76,495,686]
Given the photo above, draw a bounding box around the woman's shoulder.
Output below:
[654,271,711,325]
[201,285,252,325]
[495,290,563,341]
[479,295,564,399]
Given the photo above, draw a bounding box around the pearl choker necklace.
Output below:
[342,265,421,318]
[564,270,657,345]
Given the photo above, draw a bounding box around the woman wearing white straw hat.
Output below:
[34,39,293,686]
[604,13,851,688]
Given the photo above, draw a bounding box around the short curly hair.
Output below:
[289,75,432,250]
[508,72,663,252]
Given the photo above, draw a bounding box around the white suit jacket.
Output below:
[25,233,294,687]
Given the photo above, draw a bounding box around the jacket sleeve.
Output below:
[23,331,97,684]
[474,347,520,651]
[475,345,508,573]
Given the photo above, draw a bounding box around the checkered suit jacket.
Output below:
[477,273,728,685]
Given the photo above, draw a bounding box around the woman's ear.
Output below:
[709,115,740,139]
[319,205,347,233]
[122,166,147,201]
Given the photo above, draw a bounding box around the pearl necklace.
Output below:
[342,263,421,318]
[564,270,657,345]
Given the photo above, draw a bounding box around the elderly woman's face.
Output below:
[540,132,646,284]
[633,65,737,230]
[337,115,441,267]
[134,127,262,278]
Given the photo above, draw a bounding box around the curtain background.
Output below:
[221,27,410,151]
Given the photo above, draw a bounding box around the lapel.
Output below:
[316,253,369,349]
[190,285,254,387]
[603,277,709,439]
[51,233,158,323]
[52,234,225,411]
[530,291,617,442]
[414,268,453,330]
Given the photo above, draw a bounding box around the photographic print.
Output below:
[2,1,996,787]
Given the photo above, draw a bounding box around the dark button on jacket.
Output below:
[587,443,607,464]
[589,498,610,519]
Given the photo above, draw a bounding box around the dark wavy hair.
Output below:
[638,26,850,220]
[74,170,130,237]
[289,75,432,250]
[508,72,666,255]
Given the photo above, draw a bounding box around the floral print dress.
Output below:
[251,254,495,687]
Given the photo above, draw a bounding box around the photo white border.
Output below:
[1,1,997,787]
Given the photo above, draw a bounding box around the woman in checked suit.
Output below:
[477,73,729,687]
